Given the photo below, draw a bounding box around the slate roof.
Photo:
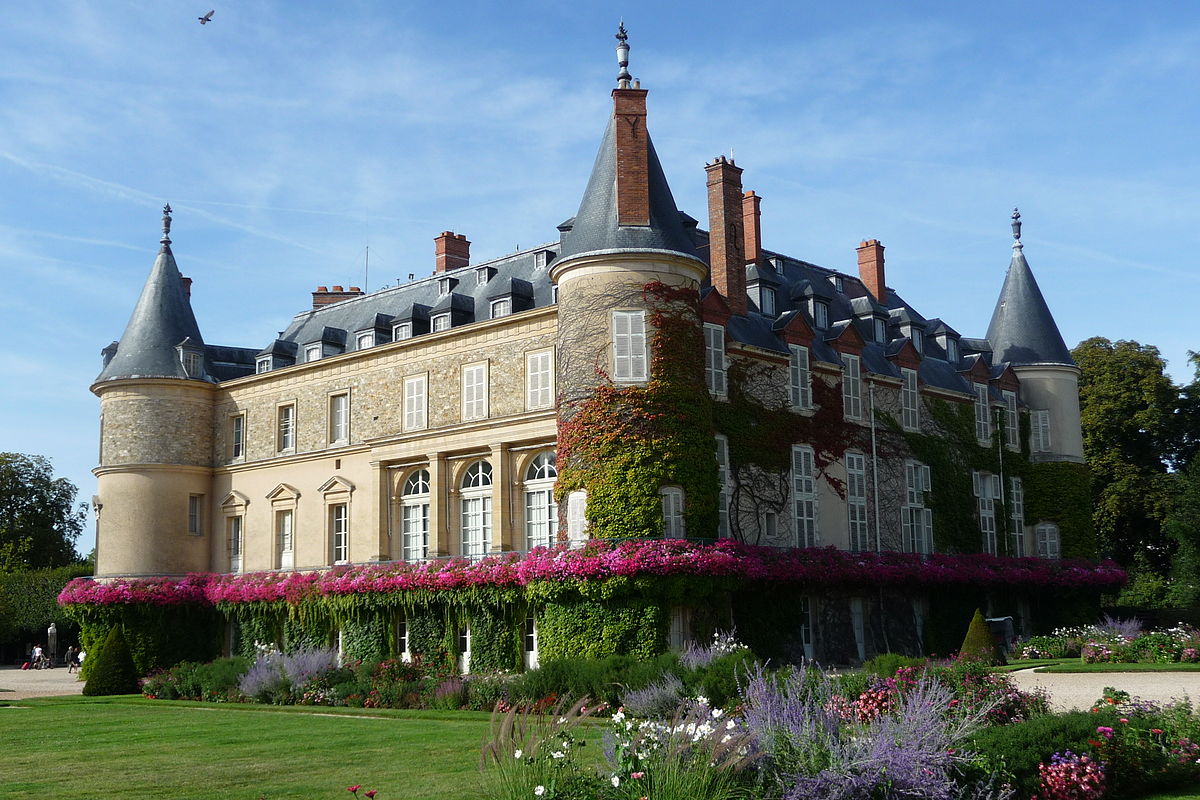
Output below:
[986,242,1074,366]
[555,116,700,263]
[95,241,210,384]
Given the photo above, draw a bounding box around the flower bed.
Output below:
[1020,617,1200,665]
[59,539,1126,609]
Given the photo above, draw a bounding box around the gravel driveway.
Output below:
[1010,668,1200,712]
[0,665,85,701]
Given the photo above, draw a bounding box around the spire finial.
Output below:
[1010,207,1022,251]
[161,203,173,245]
[615,22,632,89]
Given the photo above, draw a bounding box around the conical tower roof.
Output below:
[95,206,208,383]
[558,115,698,261]
[985,210,1074,367]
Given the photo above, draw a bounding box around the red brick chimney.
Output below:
[857,239,886,302]
[180,276,192,299]
[612,87,650,226]
[435,231,471,273]
[705,157,747,316]
[311,285,365,309]
[742,190,761,266]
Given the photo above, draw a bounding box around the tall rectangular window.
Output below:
[715,436,731,538]
[276,510,294,569]
[329,392,349,444]
[404,375,427,431]
[1003,391,1019,450]
[1009,476,1025,556]
[974,384,991,443]
[813,300,829,329]
[901,368,919,431]
[277,404,295,453]
[188,495,203,536]
[525,350,554,410]
[758,286,776,316]
[792,445,817,548]
[524,487,557,550]
[1031,410,1052,453]
[462,363,488,421]
[461,495,491,558]
[567,491,588,544]
[973,471,1001,554]
[789,345,812,410]
[661,487,685,539]
[704,323,726,397]
[330,503,349,564]
[846,452,868,551]
[842,355,863,421]
[230,414,245,460]
[902,460,933,554]
[401,501,429,562]
[228,516,243,573]
[612,310,647,382]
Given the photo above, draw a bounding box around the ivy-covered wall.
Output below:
[72,603,224,677]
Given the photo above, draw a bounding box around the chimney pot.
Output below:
[611,87,650,226]
[180,276,193,298]
[332,285,343,292]
[856,239,886,302]
[706,157,747,315]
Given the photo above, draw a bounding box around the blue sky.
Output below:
[2,1,1198,557]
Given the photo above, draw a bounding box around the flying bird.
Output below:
[198,10,214,24]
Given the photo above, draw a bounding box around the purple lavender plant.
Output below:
[1097,614,1143,640]
[280,647,340,687]
[238,651,285,702]
[621,673,684,718]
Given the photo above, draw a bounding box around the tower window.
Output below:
[612,310,647,382]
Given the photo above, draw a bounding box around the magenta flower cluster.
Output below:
[1036,751,1106,799]
[58,539,1126,609]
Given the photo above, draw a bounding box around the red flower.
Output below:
[365,791,377,798]
[347,786,361,794]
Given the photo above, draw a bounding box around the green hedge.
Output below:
[0,563,90,649]
[537,599,665,661]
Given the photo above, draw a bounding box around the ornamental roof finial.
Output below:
[615,21,632,89]
[1010,207,1022,250]
[161,203,173,245]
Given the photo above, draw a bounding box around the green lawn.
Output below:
[1036,661,1200,673]
[0,695,497,799]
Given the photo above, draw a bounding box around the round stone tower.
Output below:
[92,207,216,576]
[550,28,713,539]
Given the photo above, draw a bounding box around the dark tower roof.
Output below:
[557,116,699,261]
[985,210,1074,367]
[95,207,209,383]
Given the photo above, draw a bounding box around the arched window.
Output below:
[1035,523,1061,559]
[461,461,493,558]
[524,452,558,550]
[401,470,430,561]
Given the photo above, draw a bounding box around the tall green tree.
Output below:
[0,453,86,571]
[1072,338,1179,571]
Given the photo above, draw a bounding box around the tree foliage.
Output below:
[0,453,86,571]
[1072,339,1178,569]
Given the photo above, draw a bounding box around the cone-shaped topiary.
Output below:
[959,608,1005,665]
[82,625,141,696]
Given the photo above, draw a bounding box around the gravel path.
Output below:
[1009,668,1200,712]
[0,665,85,701]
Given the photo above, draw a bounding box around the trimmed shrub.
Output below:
[82,625,140,696]
[960,608,1004,665]
[968,711,1112,796]
[862,652,926,677]
[141,657,249,701]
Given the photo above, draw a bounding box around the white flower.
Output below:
[711,708,724,719]
[695,695,710,707]
[611,776,621,787]
[552,750,565,759]
[534,786,545,797]
[725,720,736,730]
[514,749,523,759]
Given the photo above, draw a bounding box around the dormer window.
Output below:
[813,300,829,329]
[490,298,511,319]
[180,350,203,377]
[769,256,785,270]
[355,331,375,351]
[534,250,550,269]
[476,266,495,286]
[832,275,844,292]
[438,277,457,296]
[873,318,888,344]
[256,357,271,374]
[304,344,321,363]
[912,330,924,354]
[393,322,412,340]
[759,286,776,316]
[431,313,451,332]
[945,337,959,364]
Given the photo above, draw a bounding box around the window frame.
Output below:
[842,354,863,421]
[525,349,554,411]
[1035,522,1061,559]
[704,323,727,397]
[276,403,296,454]
[612,310,648,383]
[1009,476,1026,557]
[328,391,350,445]
[523,452,558,550]
[227,514,244,573]
[187,494,204,536]
[275,508,295,570]
[489,298,511,319]
[304,343,321,363]
[431,313,451,332]
[974,383,991,444]
[230,413,246,461]
[460,461,493,558]
[1003,391,1019,450]
[792,444,818,548]
[1031,409,1052,453]
[461,362,489,421]
[392,322,413,341]
[401,470,430,562]
[846,451,868,551]
[329,502,349,565]
[715,435,731,539]
[403,374,428,431]
[900,368,919,431]
[901,460,933,554]
[661,487,685,539]
[789,345,812,410]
